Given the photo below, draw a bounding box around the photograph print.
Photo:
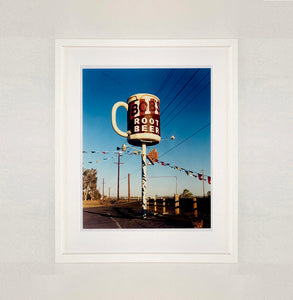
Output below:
[82,68,211,229]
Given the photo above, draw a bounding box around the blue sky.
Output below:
[82,68,211,198]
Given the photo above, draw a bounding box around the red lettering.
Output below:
[130,102,138,119]
[149,99,156,113]
[139,99,147,115]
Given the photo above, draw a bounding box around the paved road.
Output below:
[83,200,195,229]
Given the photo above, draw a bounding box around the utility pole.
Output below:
[202,169,205,197]
[108,187,110,200]
[128,173,130,202]
[114,152,124,201]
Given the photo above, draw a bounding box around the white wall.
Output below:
[1,0,292,299]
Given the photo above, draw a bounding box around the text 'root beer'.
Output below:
[111,93,161,146]
[129,96,160,136]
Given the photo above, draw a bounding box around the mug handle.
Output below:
[111,101,128,137]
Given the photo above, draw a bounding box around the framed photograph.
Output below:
[55,39,238,263]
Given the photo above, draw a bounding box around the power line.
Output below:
[161,71,210,126]
[160,122,211,158]
[162,79,210,129]
[156,69,174,95]
[108,151,138,189]
[161,69,199,117]
[160,70,189,115]
[159,71,188,113]
[120,167,140,183]
[157,70,189,106]
[101,71,129,91]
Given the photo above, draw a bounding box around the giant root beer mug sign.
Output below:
[111,93,161,218]
[111,93,161,146]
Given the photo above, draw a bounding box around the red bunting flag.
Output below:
[84,150,212,182]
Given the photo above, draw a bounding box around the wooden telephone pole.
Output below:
[114,152,124,201]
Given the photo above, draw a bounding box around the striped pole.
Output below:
[154,196,157,214]
[141,143,147,218]
[175,194,180,215]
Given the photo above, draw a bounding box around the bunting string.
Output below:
[154,159,211,184]
[83,149,211,184]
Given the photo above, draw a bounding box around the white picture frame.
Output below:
[55,39,238,263]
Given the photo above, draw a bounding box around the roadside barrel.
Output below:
[193,197,198,218]
[154,197,157,214]
[162,198,167,214]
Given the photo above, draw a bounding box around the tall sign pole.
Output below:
[111,93,161,217]
[141,143,147,217]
